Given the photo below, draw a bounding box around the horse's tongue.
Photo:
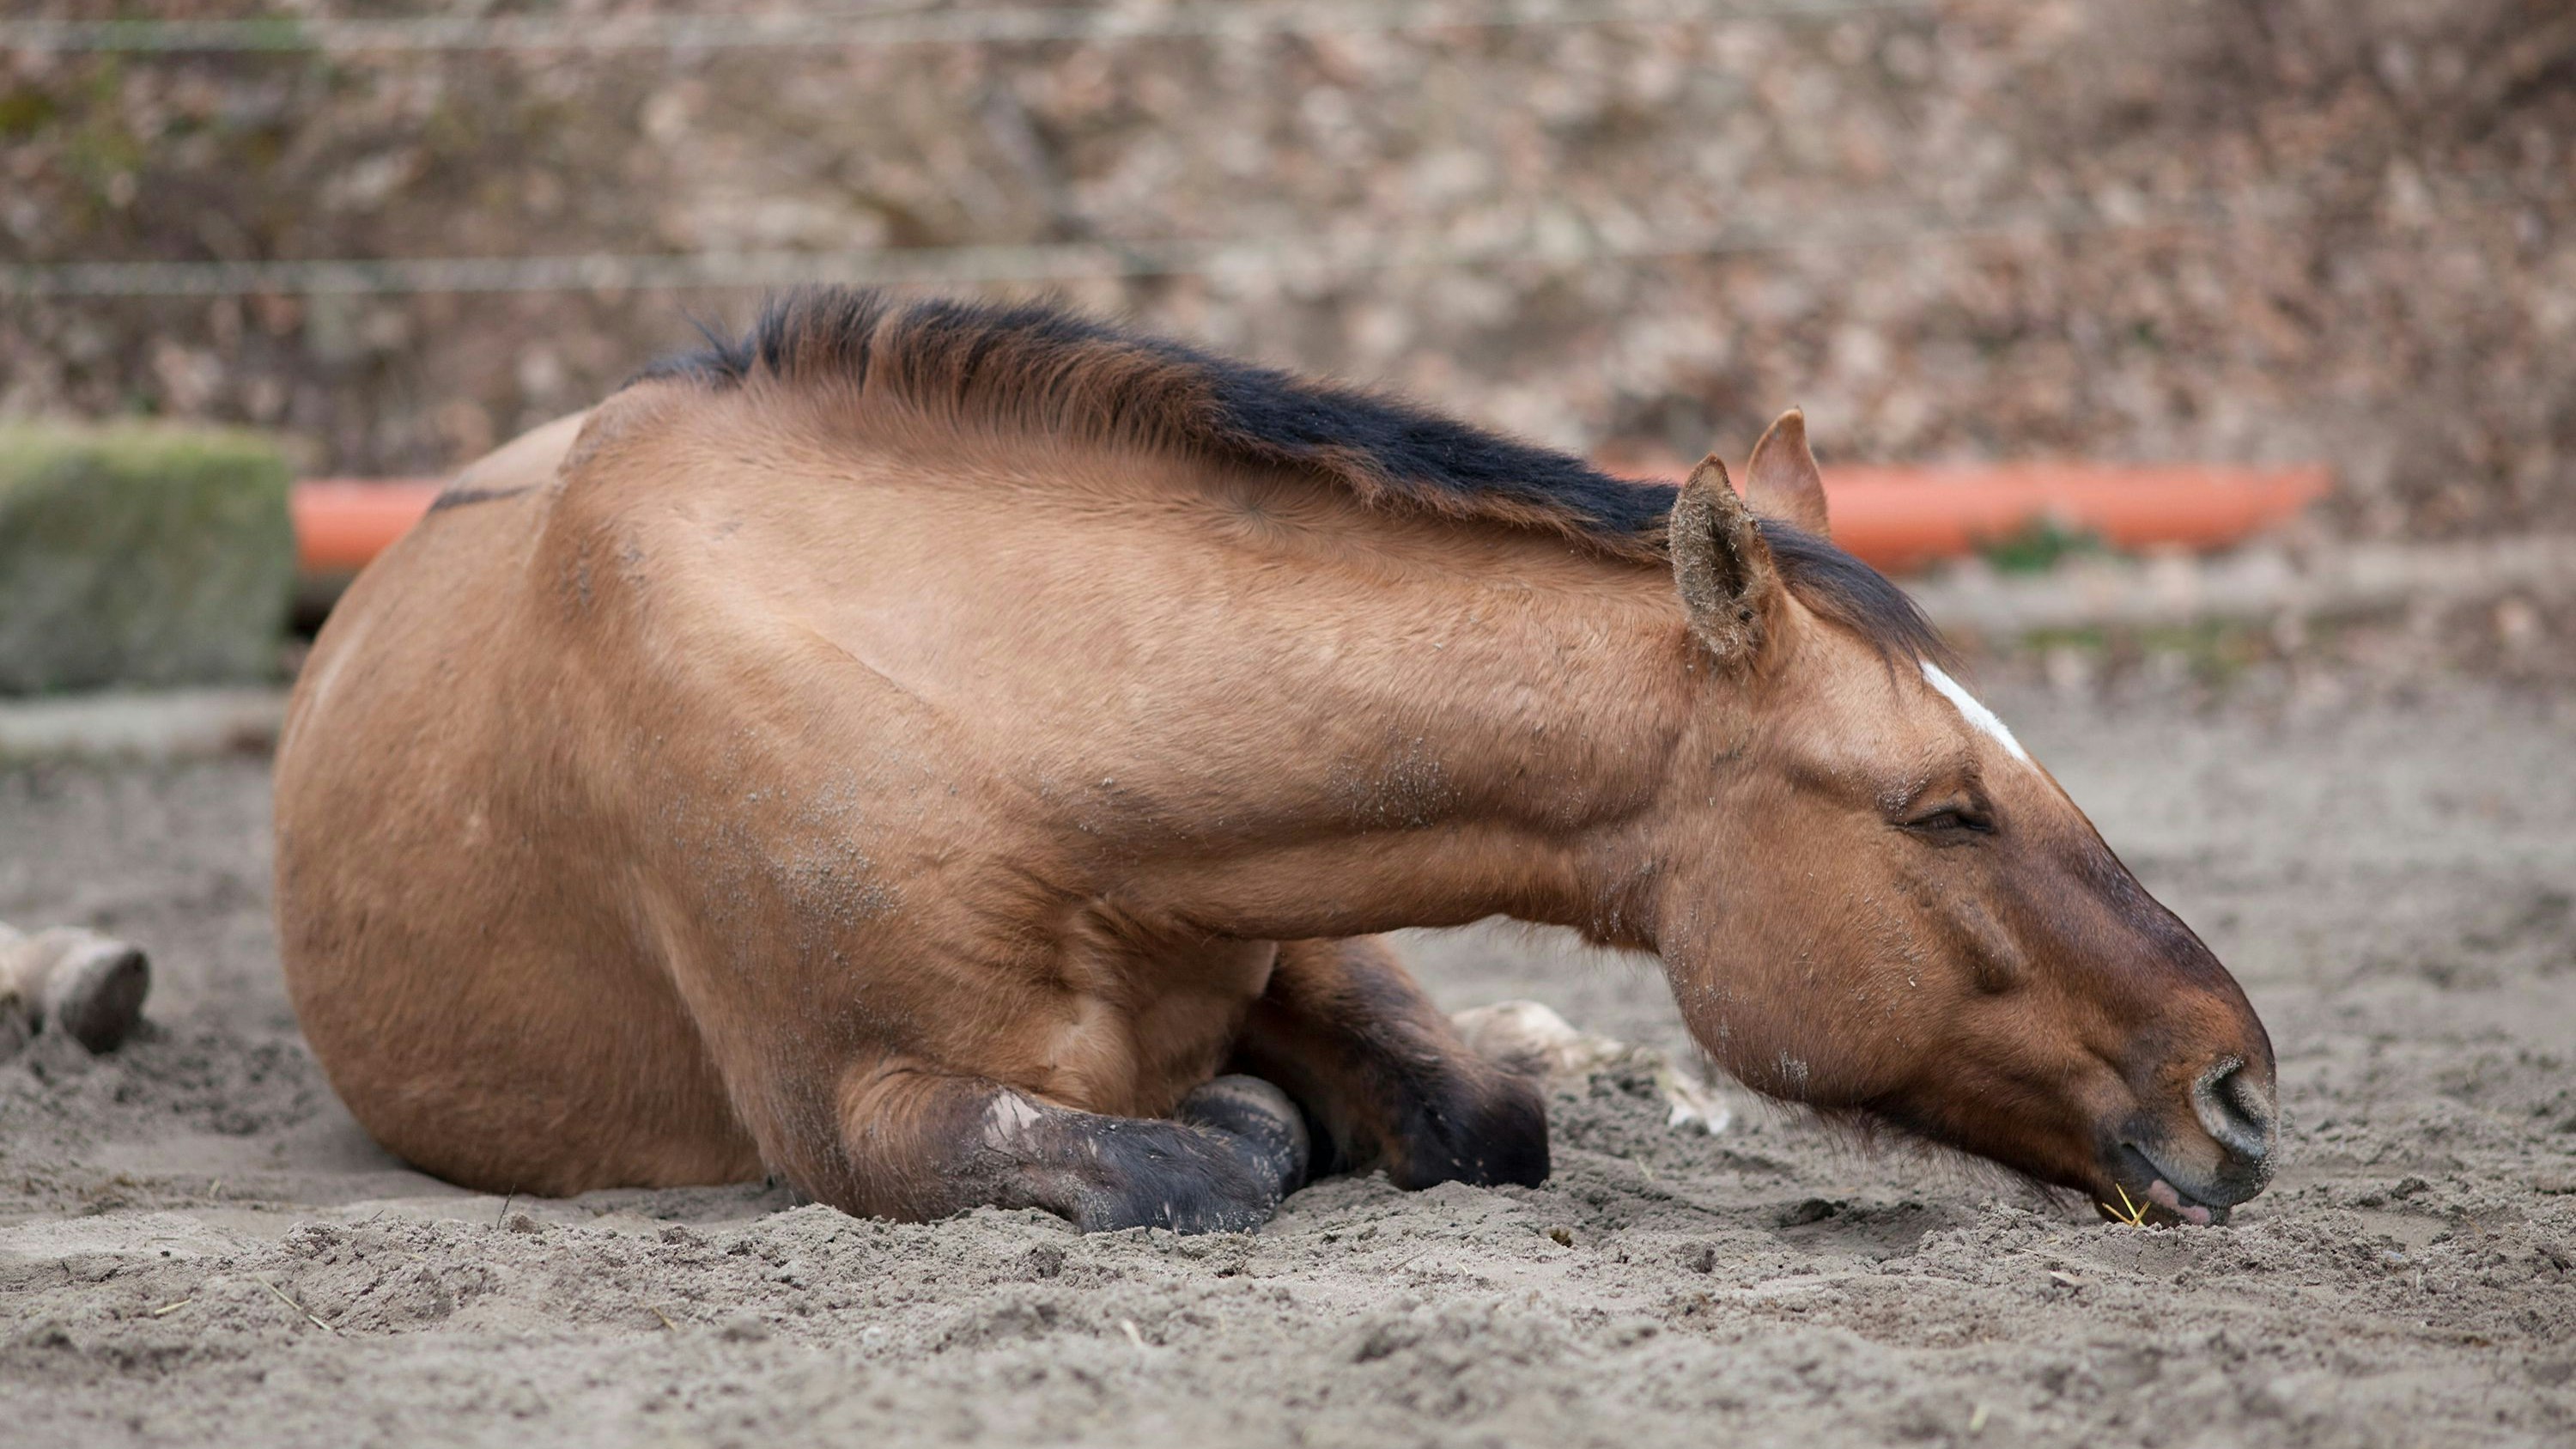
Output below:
[2146,1177,2214,1225]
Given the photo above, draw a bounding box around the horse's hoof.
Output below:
[42,933,152,1054]
[1179,1074,1312,1200]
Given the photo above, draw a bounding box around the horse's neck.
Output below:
[723,417,1698,947]
[1086,502,1694,948]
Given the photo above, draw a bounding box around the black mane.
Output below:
[639,288,1942,663]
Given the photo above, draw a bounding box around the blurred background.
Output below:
[2,0,2573,709]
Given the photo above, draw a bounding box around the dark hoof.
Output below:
[1054,1078,1312,1236]
[1180,1074,1312,1201]
[1386,1068,1551,1191]
[1056,1077,1309,1221]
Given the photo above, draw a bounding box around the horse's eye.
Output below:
[1904,806,1993,837]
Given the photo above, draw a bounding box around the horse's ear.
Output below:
[1743,407,1829,536]
[1670,454,1783,665]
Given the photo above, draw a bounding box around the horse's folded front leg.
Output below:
[836,1065,1309,1233]
[1234,937,1549,1190]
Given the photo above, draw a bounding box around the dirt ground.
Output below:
[3,673,2573,1448]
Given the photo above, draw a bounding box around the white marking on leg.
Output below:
[1920,661,2030,764]
[981,1090,1045,1151]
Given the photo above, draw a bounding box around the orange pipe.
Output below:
[1811,463,2332,575]
[291,478,441,576]
[289,464,2330,581]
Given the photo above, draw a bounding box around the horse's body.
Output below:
[276,291,2275,1230]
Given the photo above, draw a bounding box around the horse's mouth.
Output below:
[2098,1142,2231,1227]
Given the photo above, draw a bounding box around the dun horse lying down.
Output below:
[275,290,2276,1233]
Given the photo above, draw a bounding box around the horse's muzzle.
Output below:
[2100,1056,2278,1225]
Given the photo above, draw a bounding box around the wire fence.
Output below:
[0,0,1938,54]
[0,190,2305,298]
[0,0,1989,301]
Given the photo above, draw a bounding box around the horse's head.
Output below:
[1654,411,2275,1225]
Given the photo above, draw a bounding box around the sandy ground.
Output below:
[3,675,2573,1448]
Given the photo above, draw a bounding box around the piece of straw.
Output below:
[257,1277,339,1333]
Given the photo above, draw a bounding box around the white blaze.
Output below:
[1920,661,2030,764]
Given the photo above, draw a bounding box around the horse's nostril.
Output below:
[2192,1059,2274,1162]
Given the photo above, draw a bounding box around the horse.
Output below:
[273,289,2276,1233]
